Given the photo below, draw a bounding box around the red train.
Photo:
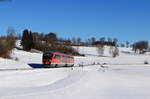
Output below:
[42,51,74,68]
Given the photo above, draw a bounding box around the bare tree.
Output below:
[46,32,57,44]
[112,46,119,57]
[100,37,106,42]
[107,38,112,42]
[7,26,16,36]
[6,26,16,50]
[0,27,16,58]
[133,41,148,54]
[86,38,92,46]
[109,46,113,55]
[91,37,96,44]
[97,44,104,56]
[113,38,118,44]
[126,40,129,48]
[109,46,119,58]
[71,37,76,45]
[77,37,81,45]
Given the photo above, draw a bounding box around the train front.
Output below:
[42,52,53,67]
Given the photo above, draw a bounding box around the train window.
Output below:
[60,56,73,63]
[68,57,70,62]
[43,54,53,60]
[61,56,66,62]
[54,55,61,59]
[67,57,70,61]
[62,56,65,62]
[66,57,68,62]
[70,57,73,62]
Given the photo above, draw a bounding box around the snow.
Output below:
[0,42,150,99]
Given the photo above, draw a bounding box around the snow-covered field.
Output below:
[0,43,150,99]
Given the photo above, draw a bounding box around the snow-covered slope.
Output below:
[74,46,150,65]
[74,46,142,56]
[1,65,150,99]
[1,41,149,69]
[0,48,42,69]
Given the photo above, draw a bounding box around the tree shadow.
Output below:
[28,63,44,68]
[15,47,23,50]
[121,51,131,54]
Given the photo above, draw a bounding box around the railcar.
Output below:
[42,51,74,68]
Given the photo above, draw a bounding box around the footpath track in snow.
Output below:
[0,63,149,72]
[0,68,35,71]
[0,63,110,72]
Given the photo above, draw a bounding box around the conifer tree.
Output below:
[21,29,33,51]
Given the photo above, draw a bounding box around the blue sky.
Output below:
[0,0,150,44]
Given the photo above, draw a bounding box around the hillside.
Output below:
[1,41,150,69]
[74,46,150,66]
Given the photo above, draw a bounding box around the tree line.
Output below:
[0,27,149,58]
[21,29,80,55]
[132,41,149,54]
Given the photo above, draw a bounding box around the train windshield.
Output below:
[43,53,53,60]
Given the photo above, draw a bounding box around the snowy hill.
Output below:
[0,42,150,99]
[0,42,150,69]
[74,46,140,56]
[74,46,150,65]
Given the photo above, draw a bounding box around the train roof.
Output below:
[43,51,74,57]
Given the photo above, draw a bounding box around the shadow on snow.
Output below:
[28,63,44,68]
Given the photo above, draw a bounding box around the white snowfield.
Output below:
[0,42,150,99]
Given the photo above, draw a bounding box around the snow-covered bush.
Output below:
[97,45,104,56]
[144,61,149,64]
[109,46,119,58]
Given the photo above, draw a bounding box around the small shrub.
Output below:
[0,36,15,58]
[14,57,19,61]
[144,61,149,64]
